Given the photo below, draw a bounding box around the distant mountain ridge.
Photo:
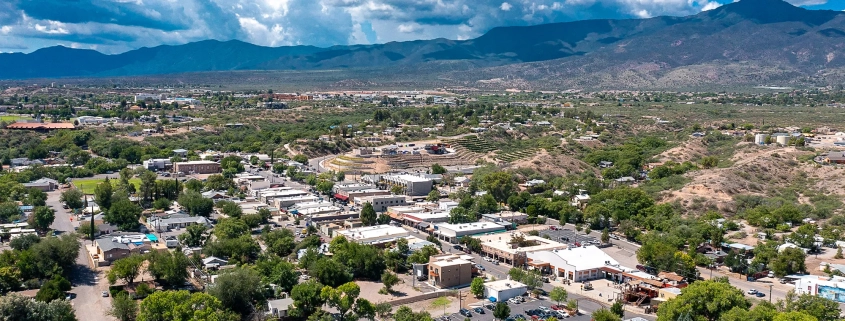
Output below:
[1,0,844,89]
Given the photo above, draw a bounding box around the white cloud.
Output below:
[633,9,651,18]
[784,0,827,5]
[34,21,69,34]
[397,23,421,33]
[0,26,11,34]
[500,2,512,11]
[700,1,722,11]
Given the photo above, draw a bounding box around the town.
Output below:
[0,85,843,321]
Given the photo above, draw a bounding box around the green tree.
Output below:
[656,279,749,321]
[773,312,818,321]
[0,267,21,294]
[394,306,433,321]
[316,180,335,195]
[257,259,299,293]
[293,154,309,164]
[31,206,55,231]
[700,156,719,169]
[321,282,361,321]
[138,170,158,208]
[177,191,214,217]
[146,251,189,287]
[778,290,841,321]
[835,247,843,260]
[9,234,40,251]
[390,185,404,195]
[184,179,204,193]
[108,255,145,286]
[0,202,21,223]
[178,224,206,247]
[108,292,138,321]
[593,308,621,321]
[790,224,818,249]
[311,257,353,288]
[493,302,511,321]
[482,172,516,203]
[601,228,610,244]
[408,245,440,264]
[137,290,239,321]
[94,178,113,211]
[0,294,77,321]
[152,198,171,210]
[360,202,377,226]
[427,189,441,202]
[771,247,806,278]
[610,301,624,318]
[381,271,400,293]
[291,280,327,318]
[549,287,568,305]
[60,188,84,210]
[35,275,71,302]
[106,198,142,231]
[208,268,263,317]
[431,163,447,174]
[213,218,249,239]
[470,277,485,298]
[720,302,777,321]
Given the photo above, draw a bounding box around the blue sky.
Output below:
[0,0,842,54]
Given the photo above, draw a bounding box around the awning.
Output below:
[334,194,349,201]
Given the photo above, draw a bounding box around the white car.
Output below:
[747,289,757,295]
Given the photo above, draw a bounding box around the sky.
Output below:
[0,0,842,54]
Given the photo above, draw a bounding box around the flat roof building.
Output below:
[174,161,221,174]
[479,232,568,267]
[334,224,411,246]
[429,254,473,289]
[484,280,528,302]
[526,246,620,282]
[354,195,408,212]
[379,174,434,196]
[433,222,507,244]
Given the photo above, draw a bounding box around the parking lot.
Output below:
[538,227,599,247]
[453,296,591,321]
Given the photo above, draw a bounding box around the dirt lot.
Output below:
[509,150,599,177]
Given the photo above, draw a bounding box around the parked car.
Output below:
[484,304,495,311]
[473,307,484,314]
[747,289,757,295]
[460,309,472,317]
[475,264,486,271]
[101,291,109,297]
[550,305,563,311]
[767,271,775,278]
[492,260,500,265]
[756,292,766,297]
[508,297,521,305]
[555,310,569,318]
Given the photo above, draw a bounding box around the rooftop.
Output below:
[478,233,567,254]
[175,160,218,165]
[485,279,528,291]
[337,224,409,241]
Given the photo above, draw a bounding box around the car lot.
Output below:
[538,227,598,247]
[453,297,591,321]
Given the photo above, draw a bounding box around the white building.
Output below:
[484,279,528,302]
[793,275,845,303]
[433,222,507,244]
[355,195,408,212]
[334,224,411,245]
[526,246,620,282]
[147,215,213,232]
[76,116,108,125]
[135,93,164,102]
[143,158,172,171]
[379,174,434,196]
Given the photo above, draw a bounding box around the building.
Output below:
[23,178,59,191]
[479,232,568,266]
[484,280,528,302]
[172,149,189,157]
[95,238,131,264]
[379,174,434,196]
[272,195,319,209]
[267,298,294,318]
[526,246,620,282]
[794,275,845,303]
[76,116,108,125]
[6,122,75,131]
[202,256,229,269]
[428,254,473,289]
[433,222,507,243]
[143,158,172,171]
[135,93,164,102]
[337,188,391,203]
[174,161,221,174]
[334,224,410,246]
[481,211,528,225]
[147,215,212,232]
[354,195,407,212]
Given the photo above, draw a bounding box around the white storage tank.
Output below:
[755,134,768,145]
[776,135,789,145]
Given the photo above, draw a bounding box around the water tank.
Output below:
[776,135,789,145]
[754,134,768,145]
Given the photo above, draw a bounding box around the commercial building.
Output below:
[428,254,473,289]
[258,189,310,204]
[143,158,172,171]
[433,222,507,244]
[24,178,59,191]
[479,232,568,266]
[135,93,164,102]
[378,174,434,196]
[76,116,109,125]
[794,275,845,303]
[272,195,319,209]
[484,280,528,302]
[335,188,391,202]
[334,224,411,246]
[481,211,528,225]
[526,246,620,282]
[354,195,408,212]
[174,161,221,174]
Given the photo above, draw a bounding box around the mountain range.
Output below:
[2,0,844,89]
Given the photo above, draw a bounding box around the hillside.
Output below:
[0,0,843,89]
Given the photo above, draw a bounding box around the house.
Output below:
[23,178,59,191]
[484,280,528,302]
[571,192,591,209]
[147,215,212,232]
[201,191,229,200]
[267,298,295,318]
[523,179,545,187]
[172,149,189,157]
[95,238,131,264]
[615,177,636,185]
[202,256,229,269]
[599,161,613,168]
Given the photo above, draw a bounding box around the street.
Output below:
[46,189,115,321]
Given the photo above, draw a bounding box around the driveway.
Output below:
[47,189,115,321]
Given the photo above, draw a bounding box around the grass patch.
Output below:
[73,178,141,194]
[0,115,32,122]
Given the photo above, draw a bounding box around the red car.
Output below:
[550,305,563,311]
[549,226,558,231]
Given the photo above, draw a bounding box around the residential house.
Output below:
[267,298,295,318]
[23,178,58,191]
[95,238,131,265]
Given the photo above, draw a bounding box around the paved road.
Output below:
[47,189,114,321]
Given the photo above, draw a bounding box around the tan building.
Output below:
[478,233,568,267]
[428,254,473,289]
[174,161,221,174]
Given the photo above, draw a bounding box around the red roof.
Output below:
[334,193,349,201]
[7,122,75,130]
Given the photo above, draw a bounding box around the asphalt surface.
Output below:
[47,189,115,321]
